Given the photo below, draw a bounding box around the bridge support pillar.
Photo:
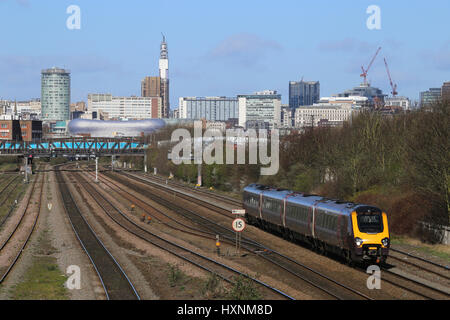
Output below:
[111,155,115,172]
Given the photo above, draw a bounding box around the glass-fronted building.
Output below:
[41,67,71,121]
[178,97,238,121]
[420,88,441,107]
[289,80,320,109]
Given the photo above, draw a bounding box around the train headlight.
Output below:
[355,237,363,247]
[382,237,390,247]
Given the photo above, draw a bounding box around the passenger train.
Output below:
[243,184,390,264]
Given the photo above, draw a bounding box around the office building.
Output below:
[87,94,162,120]
[289,80,320,109]
[41,67,71,121]
[294,103,360,128]
[441,81,450,102]
[178,96,239,121]
[335,83,385,108]
[238,90,281,129]
[319,96,369,107]
[281,105,293,128]
[420,88,441,107]
[141,76,161,97]
[385,96,411,111]
[0,119,42,141]
[0,99,41,119]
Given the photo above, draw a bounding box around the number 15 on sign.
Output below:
[232,218,246,232]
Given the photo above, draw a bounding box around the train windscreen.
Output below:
[356,209,383,233]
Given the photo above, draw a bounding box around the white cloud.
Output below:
[208,33,282,68]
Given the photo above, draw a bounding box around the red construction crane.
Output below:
[360,46,382,86]
[383,57,398,97]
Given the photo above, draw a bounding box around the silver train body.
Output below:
[243,184,390,263]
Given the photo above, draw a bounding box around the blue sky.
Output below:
[1,0,449,105]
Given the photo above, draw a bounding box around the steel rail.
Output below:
[0,169,44,283]
[72,170,295,300]
[56,168,140,300]
[0,175,18,196]
[0,173,41,251]
[0,177,21,208]
[116,167,450,301]
[390,247,449,271]
[387,254,450,281]
[141,172,242,206]
[121,171,240,217]
[380,267,450,300]
[103,170,374,300]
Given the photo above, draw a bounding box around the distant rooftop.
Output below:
[41,67,71,74]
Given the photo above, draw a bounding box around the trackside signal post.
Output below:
[232,209,246,254]
[95,157,99,182]
[216,235,221,256]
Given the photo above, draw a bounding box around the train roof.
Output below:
[244,184,382,214]
[244,184,323,204]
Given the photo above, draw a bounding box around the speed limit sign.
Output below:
[232,218,246,232]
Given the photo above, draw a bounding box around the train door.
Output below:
[259,193,263,220]
[311,205,316,239]
[338,215,345,248]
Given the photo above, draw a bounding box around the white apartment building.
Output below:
[17,100,41,117]
[384,96,411,110]
[294,103,360,128]
[0,99,41,118]
[281,105,293,128]
[319,96,369,106]
[238,91,281,129]
[88,94,162,120]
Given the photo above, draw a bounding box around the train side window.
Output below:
[316,211,323,227]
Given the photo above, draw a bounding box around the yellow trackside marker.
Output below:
[216,241,221,256]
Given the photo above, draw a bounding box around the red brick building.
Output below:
[0,120,42,142]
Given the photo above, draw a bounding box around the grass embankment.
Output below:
[391,235,450,262]
[10,229,69,300]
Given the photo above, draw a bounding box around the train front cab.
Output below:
[351,206,390,264]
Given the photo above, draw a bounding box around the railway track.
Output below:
[0,175,19,196]
[0,176,21,207]
[71,169,294,300]
[0,170,43,284]
[0,176,23,229]
[55,167,140,300]
[389,247,449,274]
[380,248,450,299]
[108,169,450,300]
[120,171,242,217]
[96,169,374,300]
[379,267,449,300]
[141,172,242,207]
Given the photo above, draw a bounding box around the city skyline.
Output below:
[1,1,450,106]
